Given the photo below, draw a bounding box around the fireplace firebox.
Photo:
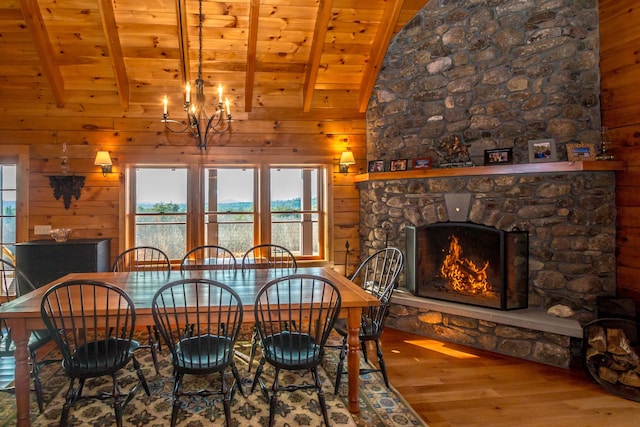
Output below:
[405,223,529,310]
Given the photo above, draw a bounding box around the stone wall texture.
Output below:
[366,0,601,166]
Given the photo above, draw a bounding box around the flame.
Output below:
[440,235,490,294]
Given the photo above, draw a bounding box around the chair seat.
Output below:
[262,331,321,368]
[64,338,136,376]
[175,334,233,368]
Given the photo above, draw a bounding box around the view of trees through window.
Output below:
[135,168,187,260]
[134,165,323,261]
[0,164,16,260]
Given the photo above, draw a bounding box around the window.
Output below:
[204,168,256,256]
[132,167,188,260]
[127,163,326,263]
[0,164,16,261]
[270,167,320,257]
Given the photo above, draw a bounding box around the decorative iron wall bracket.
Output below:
[48,175,85,209]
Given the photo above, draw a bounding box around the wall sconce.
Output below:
[339,148,356,175]
[94,151,112,176]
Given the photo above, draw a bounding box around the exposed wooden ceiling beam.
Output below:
[245,0,260,113]
[98,0,130,111]
[176,0,191,88]
[358,0,405,113]
[19,0,65,108]
[303,0,334,112]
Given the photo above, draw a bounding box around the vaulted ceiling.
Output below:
[0,0,428,123]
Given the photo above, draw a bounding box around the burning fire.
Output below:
[440,235,490,294]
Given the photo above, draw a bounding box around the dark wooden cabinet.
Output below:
[15,239,111,288]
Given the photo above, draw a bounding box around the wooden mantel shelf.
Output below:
[354,160,626,182]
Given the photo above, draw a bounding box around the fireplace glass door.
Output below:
[406,223,528,310]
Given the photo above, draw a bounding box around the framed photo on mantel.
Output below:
[368,160,384,172]
[390,159,408,171]
[484,148,513,166]
[528,138,558,163]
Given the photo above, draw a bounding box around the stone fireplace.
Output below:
[355,0,610,367]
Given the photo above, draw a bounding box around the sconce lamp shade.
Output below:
[339,150,355,166]
[339,149,355,175]
[94,151,112,176]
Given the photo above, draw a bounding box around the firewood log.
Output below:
[587,325,607,352]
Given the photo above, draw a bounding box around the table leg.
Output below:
[7,319,31,427]
[346,307,361,414]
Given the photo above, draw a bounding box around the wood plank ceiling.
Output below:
[0,0,428,123]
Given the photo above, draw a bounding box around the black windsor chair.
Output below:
[40,280,150,427]
[241,243,298,371]
[151,278,244,427]
[0,259,59,413]
[251,274,342,427]
[332,247,404,394]
[112,245,171,373]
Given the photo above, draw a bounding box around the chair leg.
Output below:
[147,325,161,374]
[133,355,151,396]
[230,361,245,397]
[361,337,369,363]
[334,334,347,395]
[170,372,184,427]
[375,338,390,388]
[31,356,45,413]
[220,371,235,427]
[60,378,79,427]
[247,327,259,373]
[313,367,331,427]
[268,367,281,427]
[111,372,124,427]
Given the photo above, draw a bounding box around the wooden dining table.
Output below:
[0,266,379,427]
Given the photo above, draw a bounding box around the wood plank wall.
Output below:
[0,111,365,272]
[599,0,640,306]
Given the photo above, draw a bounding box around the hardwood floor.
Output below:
[380,328,640,427]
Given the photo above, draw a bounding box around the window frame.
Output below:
[122,160,329,265]
[0,146,29,247]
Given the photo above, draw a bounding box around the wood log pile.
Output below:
[584,319,640,401]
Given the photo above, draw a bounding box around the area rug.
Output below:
[0,334,427,427]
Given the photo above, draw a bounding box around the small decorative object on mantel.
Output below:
[368,159,384,172]
[390,159,408,171]
[567,143,596,161]
[49,175,85,209]
[438,136,473,168]
[484,147,513,165]
[528,138,557,163]
[413,157,433,169]
[597,126,615,160]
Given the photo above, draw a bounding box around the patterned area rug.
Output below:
[0,333,427,427]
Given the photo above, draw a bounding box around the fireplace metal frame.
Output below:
[405,222,529,311]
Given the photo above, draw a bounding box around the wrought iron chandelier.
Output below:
[162,0,231,150]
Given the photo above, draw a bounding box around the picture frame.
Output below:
[368,159,384,173]
[412,157,433,169]
[528,138,558,163]
[390,159,408,172]
[566,143,596,161]
[484,148,513,165]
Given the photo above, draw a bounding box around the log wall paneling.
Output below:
[599,0,640,306]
